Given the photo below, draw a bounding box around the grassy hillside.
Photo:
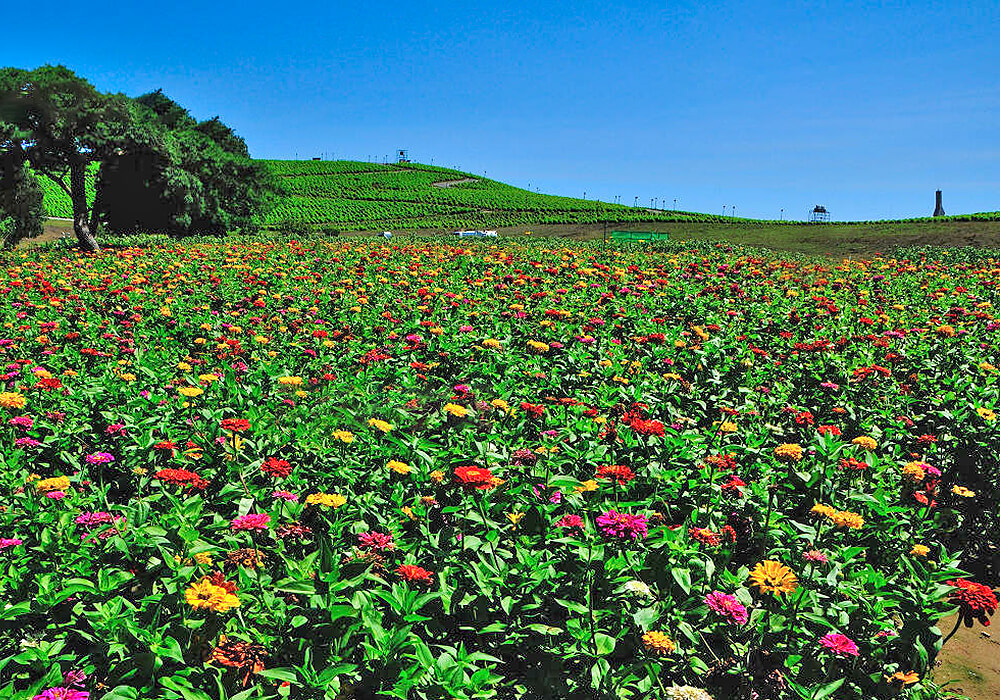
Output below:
[259,159,731,229]
[37,159,999,230]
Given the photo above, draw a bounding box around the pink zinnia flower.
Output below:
[0,537,23,550]
[105,424,126,436]
[358,531,395,551]
[818,632,859,656]
[231,513,271,531]
[14,437,41,448]
[803,550,829,563]
[84,452,114,465]
[271,490,299,502]
[705,590,749,625]
[9,416,33,429]
[555,514,584,529]
[46,491,66,500]
[32,688,89,700]
[595,509,648,540]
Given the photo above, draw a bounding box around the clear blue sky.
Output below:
[9,1,998,220]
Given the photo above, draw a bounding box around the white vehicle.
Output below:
[454,230,498,238]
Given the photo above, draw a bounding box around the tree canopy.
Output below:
[0,65,153,251]
[97,90,273,237]
[0,65,273,250]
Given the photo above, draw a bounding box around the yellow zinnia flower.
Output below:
[178,386,204,398]
[305,492,347,508]
[774,443,803,463]
[184,578,240,612]
[909,544,930,557]
[0,392,26,409]
[387,460,412,475]
[333,430,355,443]
[749,560,799,595]
[368,418,393,433]
[35,475,70,493]
[641,630,676,655]
[851,436,878,451]
[443,403,469,418]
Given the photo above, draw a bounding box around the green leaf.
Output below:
[812,677,845,699]
[593,632,616,655]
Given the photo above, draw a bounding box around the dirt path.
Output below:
[934,616,1000,700]
[432,177,478,188]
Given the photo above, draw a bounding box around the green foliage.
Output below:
[0,237,994,699]
[97,91,274,236]
[256,160,730,230]
[0,157,44,246]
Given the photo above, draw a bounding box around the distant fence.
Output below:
[610,230,670,243]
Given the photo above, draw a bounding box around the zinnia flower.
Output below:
[818,632,860,656]
[231,514,271,532]
[185,578,240,612]
[35,476,70,493]
[555,514,584,529]
[705,590,749,625]
[595,509,648,540]
[749,560,798,595]
[305,492,346,508]
[665,687,714,700]
[774,443,803,462]
[396,564,433,583]
[947,579,998,627]
[454,465,498,490]
[641,630,675,655]
[32,688,89,700]
[0,392,26,409]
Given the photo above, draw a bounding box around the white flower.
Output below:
[666,686,714,700]
[623,579,653,598]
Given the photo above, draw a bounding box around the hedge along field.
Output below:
[0,237,998,700]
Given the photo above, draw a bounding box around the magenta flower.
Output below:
[818,632,860,656]
[231,513,271,531]
[14,437,42,448]
[105,424,126,436]
[0,537,23,550]
[9,415,33,429]
[74,512,121,527]
[803,550,829,563]
[271,490,299,502]
[358,531,395,551]
[705,591,749,625]
[45,491,66,500]
[32,688,89,700]
[555,514,584,529]
[595,509,648,540]
[84,452,114,465]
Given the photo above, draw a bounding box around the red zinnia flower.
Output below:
[454,465,497,491]
[595,464,635,485]
[396,564,433,583]
[154,468,208,489]
[220,418,250,432]
[262,457,292,479]
[947,579,998,627]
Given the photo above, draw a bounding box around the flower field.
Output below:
[1,237,998,700]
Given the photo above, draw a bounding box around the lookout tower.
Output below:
[396,149,410,164]
[810,205,830,223]
[933,190,945,217]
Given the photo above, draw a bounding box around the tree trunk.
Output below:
[70,161,99,252]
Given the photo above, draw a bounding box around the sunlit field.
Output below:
[2,237,997,700]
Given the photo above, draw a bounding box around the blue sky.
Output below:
[9,1,998,220]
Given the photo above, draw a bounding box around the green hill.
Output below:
[37,159,998,230]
